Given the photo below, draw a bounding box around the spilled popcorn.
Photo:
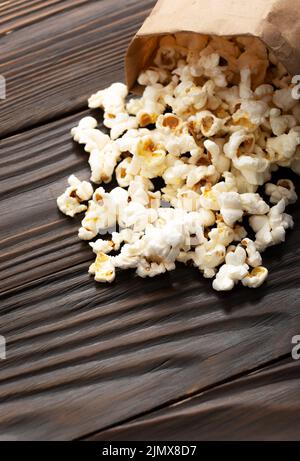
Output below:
[57,34,299,291]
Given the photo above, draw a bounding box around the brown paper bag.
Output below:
[126,0,300,92]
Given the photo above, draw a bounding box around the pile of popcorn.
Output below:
[57,34,300,291]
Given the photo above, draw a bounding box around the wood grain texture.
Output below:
[0,111,299,439]
[0,0,90,35]
[0,0,156,137]
[90,358,300,441]
[1,0,300,442]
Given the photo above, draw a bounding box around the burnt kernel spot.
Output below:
[219,56,228,67]
[278,180,291,190]
[70,190,78,198]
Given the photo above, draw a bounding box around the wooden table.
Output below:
[0,0,300,441]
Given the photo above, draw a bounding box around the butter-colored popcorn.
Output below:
[249,199,294,251]
[155,113,184,135]
[115,157,134,187]
[188,110,224,137]
[212,246,249,291]
[231,100,269,131]
[57,175,93,217]
[241,266,268,288]
[58,33,300,292]
[265,179,297,205]
[89,253,115,283]
[88,82,128,115]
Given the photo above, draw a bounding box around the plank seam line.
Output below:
[78,353,291,440]
[0,0,103,36]
[0,107,89,142]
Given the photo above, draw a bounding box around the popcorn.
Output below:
[71,117,110,153]
[273,88,297,112]
[266,129,300,163]
[240,238,262,267]
[265,179,297,205]
[249,200,294,251]
[218,192,243,227]
[88,82,128,115]
[89,141,121,184]
[89,253,115,283]
[212,246,249,291]
[104,112,138,140]
[58,33,300,292]
[57,175,93,217]
[269,108,296,136]
[240,193,270,215]
[241,266,268,288]
[188,110,224,137]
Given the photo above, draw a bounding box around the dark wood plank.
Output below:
[90,358,300,441]
[0,0,156,137]
[0,0,90,35]
[0,107,300,439]
[0,110,92,292]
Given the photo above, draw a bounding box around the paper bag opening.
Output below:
[126,0,300,92]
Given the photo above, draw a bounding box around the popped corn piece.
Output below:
[88,82,128,115]
[266,129,300,162]
[218,191,243,227]
[191,52,227,87]
[242,266,268,288]
[136,259,172,278]
[90,239,114,255]
[188,110,224,137]
[71,118,110,153]
[249,199,294,251]
[273,87,297,112]
[112,240,145,269]
[138,68,170,86]
[89,253,115,283]
[240,193,270,215]
[204,139,231,174]
[239,68,253,99]
[134,136,167,178]
[265,179,297,205]
[269,108,296,136]
[116,157,135,188]
[104,113,138,140]
[240,238,262,267]
[224,129,255,159]
[57,175,93,217]
[89,141,122,184]
[156,113,184,135]
[212,246,249,291]
[111,229,143,251]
